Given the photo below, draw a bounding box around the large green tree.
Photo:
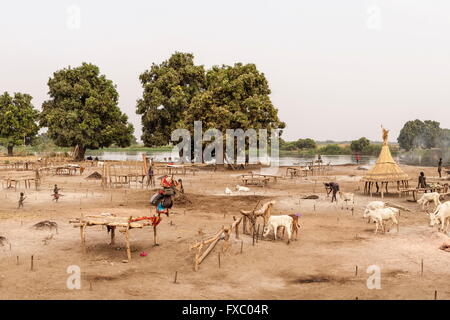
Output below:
[350,137,370,153]
[398,120,441,151]
[0,92,40,156]
[40,63,134,160]
[179,62,285,133]
[136,52,206,146]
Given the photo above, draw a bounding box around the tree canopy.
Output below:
[397,120,441,151]
[40,63,134,160]
[0,92,40,156]
[136,52,206,146]
[179,63,285,134]
[350,137,370,153]
[136,53,285,149]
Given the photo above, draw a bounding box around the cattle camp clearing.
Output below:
[1,128,450,300]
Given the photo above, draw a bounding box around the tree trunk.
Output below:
[73,145,86,161]
[7,145,13,156]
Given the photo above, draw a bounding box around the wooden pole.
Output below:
[421,259,424,277]
[30,255,34,271]
[434,290,437,300]
[16,256,19,265]
[256,224,260,243]
[110,226,116,245]
[153,225,158,245]
[196,234,222,266]
[80,224,86,254]
[240,241,243,254]
[174,271,178,284]
[218,252,221,268]
[125,217,132,261]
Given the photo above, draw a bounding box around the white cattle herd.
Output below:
[226,185,449,245]
[362,192,450,234]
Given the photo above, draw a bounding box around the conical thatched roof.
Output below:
[361,127,410,183]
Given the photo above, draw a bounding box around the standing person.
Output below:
[147,167,155,187]
[317,154,322,164]
[418,172,427,190]
[18,192,26,209]
[52,184,61,202]
[355,154,361,164]
[438,158,443,178]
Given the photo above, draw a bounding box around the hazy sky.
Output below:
[1,0,449,142]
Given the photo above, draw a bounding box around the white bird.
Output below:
[225,187,232,195]
[236,185,250,192]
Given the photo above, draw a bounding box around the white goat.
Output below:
[417,192,441,211]
[363,201,386,223]
[263,215,293,244]
[339,191,355,209]
[428,201,450,232]
[224,187,232,195]
[236,185,250,192]
[364,201,386,215]
[363,207,400,234]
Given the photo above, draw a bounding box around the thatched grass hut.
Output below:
[361,127,410,198]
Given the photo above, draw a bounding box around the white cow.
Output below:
[363,207,400,234]
[263,215,293,244]
[417,192,441,211]
[428,201,450,232]
[363,201,386,223]
[236,185,250,192]
[364,201,386,215]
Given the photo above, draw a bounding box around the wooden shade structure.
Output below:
[361,126,410,198]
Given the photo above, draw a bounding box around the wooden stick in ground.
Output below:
[110,226,116,245]
[256,224,260,243]
[421,259,424,277]
[80,224,86,254]
[30,255,34,271]
[153,225,158,245]
[174,271,178,284]
[125,216,132,261]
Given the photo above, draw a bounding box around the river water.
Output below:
[85,151,381,166]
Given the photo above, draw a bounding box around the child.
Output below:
[18,192,26,209]
[52,184,61,202]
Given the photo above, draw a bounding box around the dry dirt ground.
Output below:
[0,163,449,300]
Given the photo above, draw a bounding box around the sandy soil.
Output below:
[1,163,449,300]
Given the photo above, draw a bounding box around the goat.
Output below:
[339,191,355,209]
[363,207,399,234]
[417,192,441,211]
[263,215,293,244]
[428,201,450,232]
[364,201,386,222]
[236,185,250,192]
[280,214,301,240]
[225,187,232,195]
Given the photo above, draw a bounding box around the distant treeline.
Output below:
[280,137,399,156]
